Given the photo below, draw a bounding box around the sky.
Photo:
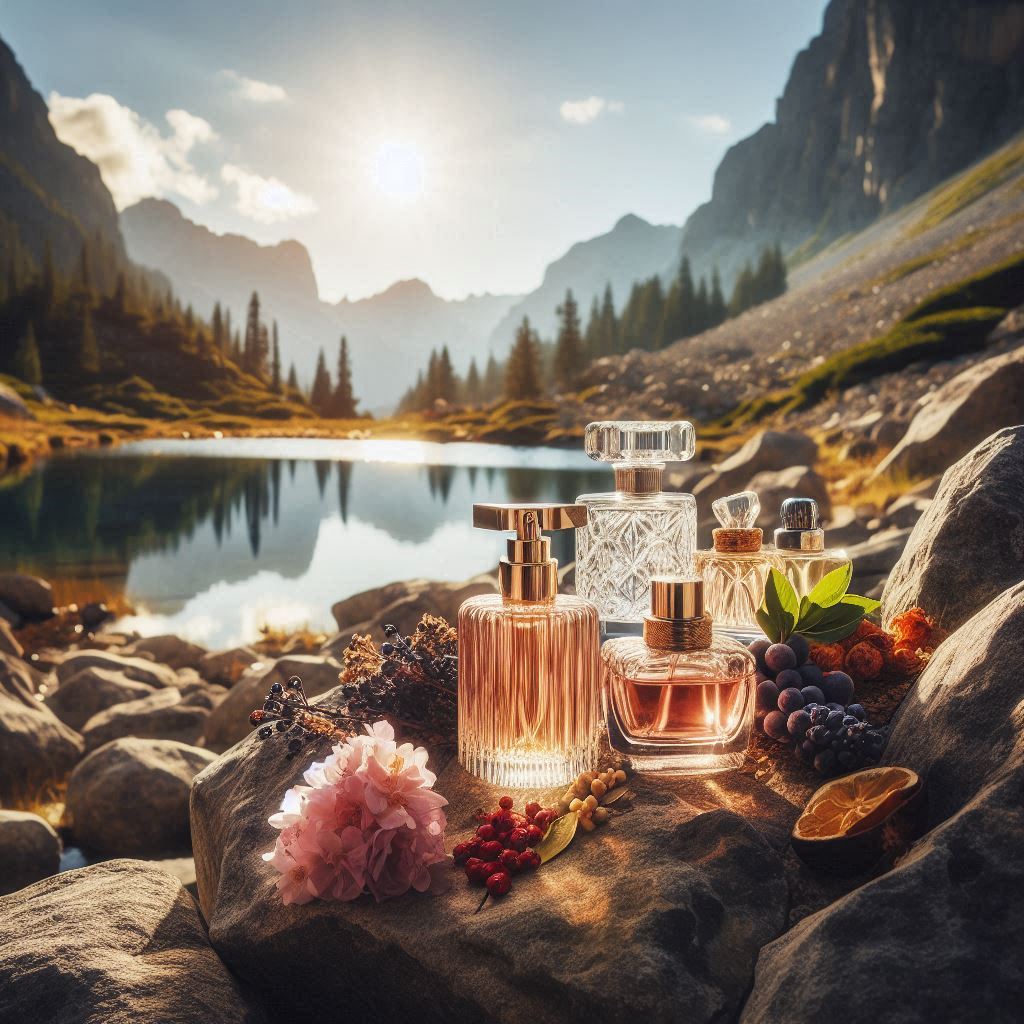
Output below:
[2,0,827,302]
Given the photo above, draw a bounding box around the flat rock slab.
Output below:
[192,720,791,1024]
[0,860,266,1023]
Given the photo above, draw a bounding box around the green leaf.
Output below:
[840,594,882,615]
[762,568,799,641]
[796,598,828,632]
[536,812,578,864]
[755,607,777,641]
[799,602,866,643]
[806,562,853,610]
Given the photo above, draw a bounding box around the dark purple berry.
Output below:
[786,634,810,666]
[778,687,804,715]
[763,710,789,742]
[775,668,802,691]
[821,671,855,706]
[787,709,812,740]
[270,682,283,695]
[756,679,779,711]
[798,663,824,687]
[748,638,772,672]
[800,685,826,706]
[765,643,797,674]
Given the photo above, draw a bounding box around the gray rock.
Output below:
[0,860,266,1023]
[0,689,83,806]
[883,427,1024,633]
[81,686,210,752]
[152,855,198,897]
[57,649,181,689]
[125,633,208,671]
[0,382,32,420]
[0,810,61,895]
[875,344,1024,480]
[0,601,22,629]
[845,527,912,578]
[192,716,789,1024]
[0,650,44,707]
[0,620,23,658]
[203,654,342,752]
[67,738,215,856]
[199,645,260,687]
[824,505,872,548]
[0,572,52,620]
[694,430,817,499]
[44,666,156,732]
[883,493,930,529]
[740,766,1024,1024]
[745,465,832,529]
[177,679,228,711]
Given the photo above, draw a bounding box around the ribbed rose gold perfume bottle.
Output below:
[603,578,755,774]
[694,491,784,643]
[458,503,602,788]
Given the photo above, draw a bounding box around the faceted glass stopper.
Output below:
[712,491,760,530]
[585,421,695,463]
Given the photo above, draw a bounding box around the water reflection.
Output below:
[0,441,603,647]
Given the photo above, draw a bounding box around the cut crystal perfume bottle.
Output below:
[458,503,602,789]
[773,497,849,597]
[603,577,756,774]
[694,491,784,642]
[575,420,697,633]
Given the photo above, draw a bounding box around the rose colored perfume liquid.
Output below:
[612,673,745,743]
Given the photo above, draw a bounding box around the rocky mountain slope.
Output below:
[677,0,1024,290]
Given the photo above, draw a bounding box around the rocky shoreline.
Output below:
[0,426,1021,1020]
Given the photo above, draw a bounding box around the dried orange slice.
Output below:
[792,766,924,874]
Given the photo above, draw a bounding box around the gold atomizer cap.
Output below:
[644,576,712,651]
[650,577,704,619]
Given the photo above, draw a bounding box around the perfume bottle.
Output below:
[575,420,697,634]
[458,503,602,788]
[603,577,756,774]
[773,497,849,597]
[694,491,784,642]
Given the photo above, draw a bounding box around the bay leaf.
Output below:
[601,786,632,806]
[536,812,578,864]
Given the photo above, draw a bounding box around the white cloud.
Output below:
[559,96,624,125]
[687,113,732,135]
[48,91,217,209]
[219,69,287,104]
[220,164,316,223]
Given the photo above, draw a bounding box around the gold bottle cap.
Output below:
[473,503,587,603]
[650,577,704,619]
[644,577,712,651]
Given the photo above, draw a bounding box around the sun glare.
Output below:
[371,141,426,201]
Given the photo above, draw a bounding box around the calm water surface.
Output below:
[0,438,603,647]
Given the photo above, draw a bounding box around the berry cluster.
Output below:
[808,611,939,684]
[557,768,627,830]
[750,636,885,776]
[250,676,352,759]
[453,796,555,899]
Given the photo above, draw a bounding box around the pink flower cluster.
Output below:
[263,720,449,904]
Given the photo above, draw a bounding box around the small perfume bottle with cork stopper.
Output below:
[458,502,602,789]
[602,577,756,774]
[773,497,848,598]
[694,490,784,642]
[575,420,697,636]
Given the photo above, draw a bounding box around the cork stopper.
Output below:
[643,577,713,651]
[712,491,763,553]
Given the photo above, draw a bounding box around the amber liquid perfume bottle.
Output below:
[603,578,756,774]
[458,503,602,788]
[694,491,784,643]
[773,498,849,597]
[575,420,697,635]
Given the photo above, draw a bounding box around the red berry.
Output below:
[465,839,482,858]
[525,825,544,847]
[493,812,514,834]
[481,860,501,878]
[476,824,497,841]
[486,871,512,897]
[453,842,473,864]
[479,840,504,860]
[518,850,541,871]
[525,801,542,820]
[511,812,528,827]
[507,827,529,852]
[499,848,520,873]
[498,795,514,810]
[533,809,554,831]
[464,857,486,884]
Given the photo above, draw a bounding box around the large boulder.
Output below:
[740,766,1024,1023]
[0,650,44,705]
[199,645,261,687]
[203,654,342,752]
[0,381,32,419]
[67,738,215,856]
[80,687,211,752]
[0,689,83,806]
[57,650,181,689]
[0,860,266,1023]
[191,718,789,1024]
[0,572,52,620]
[874,345,1024,480]
[882,427,1024,632]
[693,430,818,499]
[44,666,156,732]
[123,634,208,672]
[844,527,912,578]
[0,811,61,895]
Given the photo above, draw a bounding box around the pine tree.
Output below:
[729,261,756,317]
[598,284,617,356]
[224,309,232,349]
[257,323,270,378]
[211,302,224,352]
[111,272,127,314]
[505,317,542,400]
[584,296,601,360]
[76,306,100,375]
[436,346,457,403]
[483,353,502,401]
[694,277,710,334]
[310,348,332,413]
[244,291,261,374]
[553,288,584,390]
[464,358,482,404]
[286,362,299,395]
[709,267,726,326]
[271,321,282,393]
[332,335,357,417]
[14,321,41,386]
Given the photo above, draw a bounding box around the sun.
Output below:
[371,141,426,201]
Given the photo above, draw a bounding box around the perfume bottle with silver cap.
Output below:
[458,503,602,789]
[774,497,848,597]
[575,420,697,634]
[602,577,756,774]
